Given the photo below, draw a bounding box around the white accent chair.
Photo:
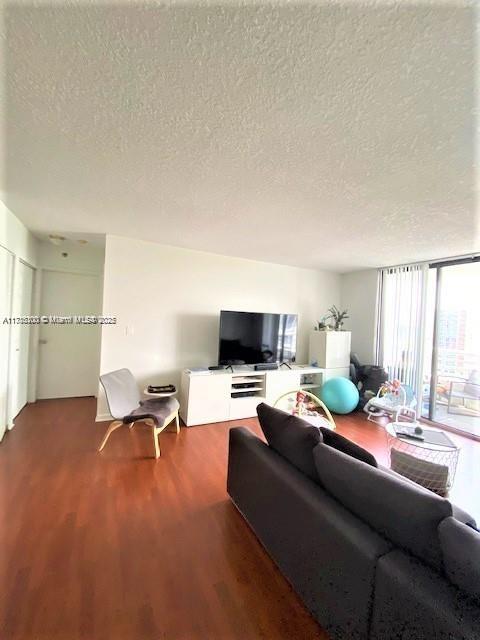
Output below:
[99,368,180,459]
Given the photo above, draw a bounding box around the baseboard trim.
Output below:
[96,413,112,423]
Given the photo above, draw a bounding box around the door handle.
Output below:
[39,339,48,345]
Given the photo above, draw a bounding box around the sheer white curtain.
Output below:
[376,264,428,404]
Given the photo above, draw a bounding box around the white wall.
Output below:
[37,240,105,275]
[340,269,378,364]
[0,201,38,267]
[0,202,38,437]
[98,235,341,419]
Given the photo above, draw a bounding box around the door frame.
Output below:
[425,255,480,438]
[35,267,103,400]
[0,245,15,440]
[7,257,36,430]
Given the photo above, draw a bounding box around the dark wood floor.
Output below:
[0,398,478,640]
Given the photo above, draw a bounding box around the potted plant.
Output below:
[314,306,349,331]
[325,306,349,331]
[310,306,351,369]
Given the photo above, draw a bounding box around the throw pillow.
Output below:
[257,403,322,482]
[320,427,377,467]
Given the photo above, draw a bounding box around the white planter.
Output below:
[309,331,351,369]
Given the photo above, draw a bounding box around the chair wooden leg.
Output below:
[153,427,160,459]
[175,411,180,433]
[128,421,136,430]
[98,420,123,452]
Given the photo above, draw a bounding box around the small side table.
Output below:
[143,388,177,398]
[142,388,180,437]
[385,423,460,495]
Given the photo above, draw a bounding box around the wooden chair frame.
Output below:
[98,409,180,459]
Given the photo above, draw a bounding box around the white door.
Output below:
[9,260,34,421]
[0,246,14,439]
[37,271,102,399]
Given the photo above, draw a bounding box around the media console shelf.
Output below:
[179,365,347,426]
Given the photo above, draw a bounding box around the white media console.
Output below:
[179,365,349,426]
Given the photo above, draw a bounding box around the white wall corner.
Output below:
[340,269,379,365]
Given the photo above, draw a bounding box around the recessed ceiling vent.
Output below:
[48,234,66,245]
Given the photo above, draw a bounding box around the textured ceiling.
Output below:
[4,2,478,272]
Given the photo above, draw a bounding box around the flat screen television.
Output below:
[218,310,297,366]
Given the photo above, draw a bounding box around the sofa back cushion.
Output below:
[313,443,452,569]
[320,427,377,467]
[439,517,480,602]
[257,403,322,482]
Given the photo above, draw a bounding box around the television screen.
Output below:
[218,311,297,365]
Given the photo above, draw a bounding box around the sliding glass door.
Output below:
[377,264,428,410]
[421,260,480,437]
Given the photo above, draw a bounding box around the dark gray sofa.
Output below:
[227,426,480,640]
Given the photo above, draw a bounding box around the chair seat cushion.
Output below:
[124,397,179,425]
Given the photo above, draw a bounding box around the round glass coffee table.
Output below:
[385,422,460,495]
